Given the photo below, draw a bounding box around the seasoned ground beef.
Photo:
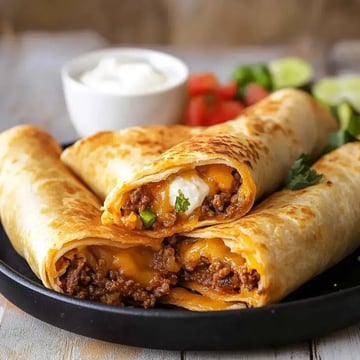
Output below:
[153,212,177,229]
[60,237,260,308]
[180,256,259,294]
[60,247,178,308]
[121,168,243,229]
[199,170,242,220]
[121,187,152,213]
[152,244,178,273]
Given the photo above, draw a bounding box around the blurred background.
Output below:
[1,0,360,140]
[0,0,359,47]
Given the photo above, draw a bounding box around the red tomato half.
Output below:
[187,73,219,96]
[243,83,270,106]
[184,96,208,126]
[216,81,237,100]
[208,101,244,125]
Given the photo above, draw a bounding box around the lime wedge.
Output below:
[312,77,341,106]
[268,57,313,90]
[312,76,360,112]
[340,77,360,112]
[337,102,353,129]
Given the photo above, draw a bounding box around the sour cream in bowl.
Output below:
[61,48,189,137]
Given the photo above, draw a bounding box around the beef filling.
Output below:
[121,187,152,213]
[121,169,242,229]
[59,245,178,309]
[200,170,242,220]
[180,256,260,294]
[59,240,260,308]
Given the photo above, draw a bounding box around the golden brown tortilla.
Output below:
[61,125,203,200]
[102,89,337,238]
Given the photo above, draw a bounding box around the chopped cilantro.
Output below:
[284,154,323,190]
[232,64,272,99]
[174,189,190,213]
[139,207,156,229]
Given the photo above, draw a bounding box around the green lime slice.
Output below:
[268,57,313,90]
[339,77,360,112]
[312,77,341,107]
[337,102,353,129]
[312,76,360,112]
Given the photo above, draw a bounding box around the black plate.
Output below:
[1,222,360,351]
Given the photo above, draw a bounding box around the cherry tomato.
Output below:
[243,83,270,106]
[216,81,237,100]
[208,101,244,125]
[187,73,219,96]
[185,73,246,126]
[184,96,208,126]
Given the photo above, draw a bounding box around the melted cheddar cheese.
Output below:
[120,164,238,230]
[60,245,175,287]
[178,237,246,270]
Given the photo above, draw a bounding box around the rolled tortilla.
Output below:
[161,142,360,309]
[0,125,184,308]
[61,125,203,200]
[102,89,337,237]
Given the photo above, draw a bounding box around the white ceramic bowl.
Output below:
[61,47,189,137]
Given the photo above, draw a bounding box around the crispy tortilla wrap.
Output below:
[161,142,360,309]
[102,89,337,237]
[0,125,185,308]
[61,125,203,200]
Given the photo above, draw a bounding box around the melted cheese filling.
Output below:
[121,164,238,230]
[57,237,258,304]
[177,238,246,270]
[58,245,163,287]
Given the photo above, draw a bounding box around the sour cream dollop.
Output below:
[79,57,168,95]
[169,174,210,215]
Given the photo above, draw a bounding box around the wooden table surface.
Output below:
[0,31,359,360]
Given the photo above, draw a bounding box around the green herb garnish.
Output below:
[285,154,323,190]
[139,207,156,228]
[174,189,190,213]
[232,64,272,99]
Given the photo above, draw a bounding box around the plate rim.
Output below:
[1,231,360,350]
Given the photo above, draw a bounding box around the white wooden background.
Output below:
[0,31,359,360]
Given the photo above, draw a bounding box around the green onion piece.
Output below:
[284,154,323,190]
[174,189,190,213]
[139,208,156,229]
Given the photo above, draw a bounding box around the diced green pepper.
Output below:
[139,208,156,229]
